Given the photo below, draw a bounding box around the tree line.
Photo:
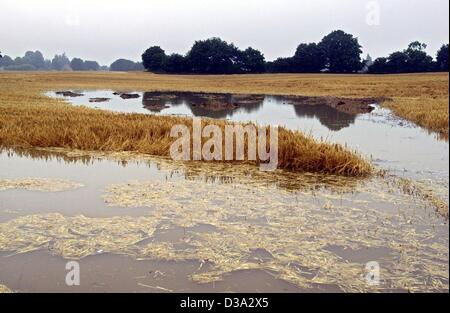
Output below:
[0,51,109,71]
[142,38,266,74]
[0,50,146,72]
[2,30,448,74]
[368,42,448,73]
[141,30,448,74]
[0,50,147,72]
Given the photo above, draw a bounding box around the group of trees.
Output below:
[0,50,145,72]
[141,30,448,74]
[267,30,365,73]
[70,58,101,71]
[2,30,448,74]
[141,31,366,74]
[368,43,449,73]
[0,50,108,71]
[0,50,47,71]
[142,37,266,74]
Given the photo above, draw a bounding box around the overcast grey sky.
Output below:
[1,0,448,65]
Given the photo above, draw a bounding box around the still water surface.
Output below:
[0,90,447,292]
[47,90,449,199]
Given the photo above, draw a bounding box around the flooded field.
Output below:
[47,90,449,199]
[0,148,448,292]
[0,90,448,293]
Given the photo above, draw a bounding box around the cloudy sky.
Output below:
[1,0,448,65]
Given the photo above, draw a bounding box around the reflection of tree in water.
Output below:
[267,96,357,131]
[142,92,357,131]
[142,92,264,118]
[292,103,356,131]
[142,92,177,113]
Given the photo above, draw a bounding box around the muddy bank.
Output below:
[141,91,381,115]
[281,95,385,115]
[113,92,141,99]
[89,97,110,103]
[55,91,83,97]
[53,90,381,116]
[142,92,264,112]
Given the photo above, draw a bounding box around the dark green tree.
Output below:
[266,57,293,73]
[142,46,166,72]
[186,38,241,74]
[368,57,389,74]
[369,42,435,74]
[162,53,188,73]
[387,51,409,73]
[319,30,363,73]
[292,43,325,73]
[436,44,449,71]
[238,47,266,73]
[404,41,433,72]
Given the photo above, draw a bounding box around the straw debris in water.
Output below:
[0,178,84,192]
[1,175,447,292]
[0,284,13,293]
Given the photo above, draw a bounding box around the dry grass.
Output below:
[383,97,449,139]
[0,71,447,175]
[2,71,448,135]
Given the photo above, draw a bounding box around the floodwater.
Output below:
[47,90,449,200]
[0,148,448,292]
[0,90,448,293]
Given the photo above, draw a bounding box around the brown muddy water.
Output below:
[0,91,448,293]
